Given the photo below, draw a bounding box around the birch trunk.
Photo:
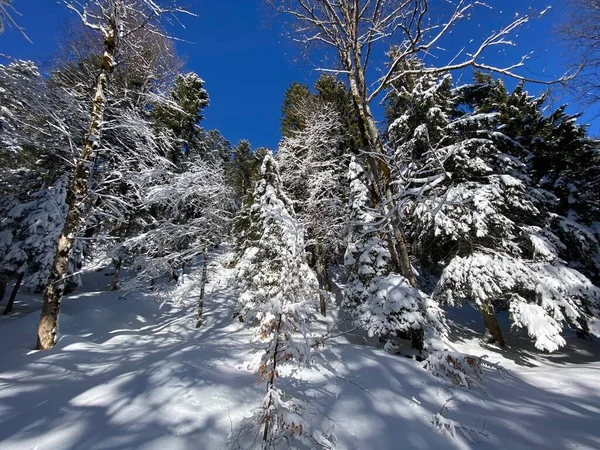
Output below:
[345,54,416,286]
[3,272,23,315]
[36,11,117,350]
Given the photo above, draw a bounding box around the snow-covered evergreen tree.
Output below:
[344,156,445,353]
[232,153,321,448]
[0,176,68,313]
[387,69,600,351]
[0,60,85,194]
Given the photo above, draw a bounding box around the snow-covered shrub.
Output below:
[423,351,484,391]
[228,387,308,450]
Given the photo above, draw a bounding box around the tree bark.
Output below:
[108,257,122,291]
[481,303,506,347]
[343,47,417,287]
[315,240,330,316]
[262,313,283,449]
[36,9,117,350]
[3,273,24,315]
[196,247,208,328]
[0,277,7,304]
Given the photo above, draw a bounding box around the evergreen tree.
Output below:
[232,153,320,448]
[232,140,255,199]
[0,176,68,313]
[151,72,209,165]
[280,82,311,137]
[344,157,446,353]
[281,74,361,154]
[277,99,347,313]
[387,69,600,351]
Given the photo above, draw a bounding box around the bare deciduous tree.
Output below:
[559,0,600,114]
[0,0,30,42]
[269,0,563,285]
[36,0,191,350]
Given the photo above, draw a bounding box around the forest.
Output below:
[0,1,599,449]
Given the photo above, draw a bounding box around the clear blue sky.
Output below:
[1,0,598,150]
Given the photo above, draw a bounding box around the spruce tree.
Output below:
[387,69,600,351]
[233,153,320,448]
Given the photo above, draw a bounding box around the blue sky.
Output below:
[1,0,597,150]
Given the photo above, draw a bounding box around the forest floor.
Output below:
[0,249,599,450]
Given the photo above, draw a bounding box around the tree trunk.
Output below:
[481,303,506,347]
[108,258,122,291]
[0,277,7,304]
[262,313,283,449]
[36,10,117,351]
[344,50,416,287]
[196,247,208,328]
[410,328,425,354]
[315,240,330,316]
[3,273,24,315]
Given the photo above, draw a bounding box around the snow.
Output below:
[1,251,600,449]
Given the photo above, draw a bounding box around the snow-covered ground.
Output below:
[1,251,599,449]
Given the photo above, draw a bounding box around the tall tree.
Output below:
[272,0,563,295]
[280,81,311,137]
[36,0,189,350]
[231,139,256,200]
[151,72,209,165]
[277,99,347,313]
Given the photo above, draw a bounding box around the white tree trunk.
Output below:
[36,11,117,350]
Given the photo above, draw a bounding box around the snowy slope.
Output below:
[0,251,599,450]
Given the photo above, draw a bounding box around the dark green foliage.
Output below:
[280,74,361,155]
[151,72,209,164]
[280,82,311,137]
